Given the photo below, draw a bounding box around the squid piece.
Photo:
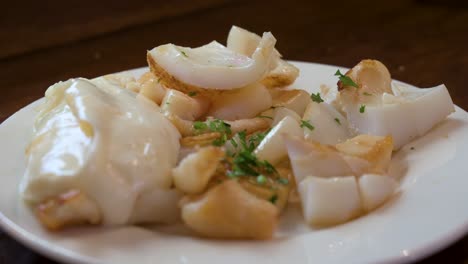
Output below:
[338,59,393,104]
[299,176,362,226]
[254,116,303,165]
[35,190,101,230]
[284,136,353,183]
[339,60,454,149]
[270,89,310,116]
[271,107,301,126]
[147,33,277,93]
[358,174,397,212]
[180,180,278,240]
[227,25,299,88]
[302,101,351,145]
[207,83,272,120]
[336,135,393,175]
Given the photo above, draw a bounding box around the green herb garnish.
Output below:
[359,105,366,113]
[335,69,359,88]
[300,120,315,131]
[227,130,277,179]
[257,115,273,120]
[269,194,278,204]
[334,118,341,125]
[363,92,372,96]
[188,91,197,97]
[311,92,324,103]
[193,119,232,145]
[256,175,267,185]
[277,178,289,185]
[181,51,188,57]
[193,121,208,131]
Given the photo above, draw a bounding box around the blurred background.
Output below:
[1,0,467,263]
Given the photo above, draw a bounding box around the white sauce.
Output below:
[21,78,181,225]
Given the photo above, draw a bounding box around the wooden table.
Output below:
[1,0,467,263]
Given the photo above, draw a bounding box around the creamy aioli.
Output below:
[21,78,181,225]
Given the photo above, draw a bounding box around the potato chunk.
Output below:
[172,146,225,194]
[180,180,278,239]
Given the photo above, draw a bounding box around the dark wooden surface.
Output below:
[1,0,467,263]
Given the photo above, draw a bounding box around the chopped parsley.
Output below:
[269,194,278,204]
[363,92,372,96]
[193,121,208,131]
[277,178,289,185]
[230,138,238,148]
[226,130,278,180]
[181,51,188,57]
[334,118,341,125]
[300,120,315,131]
[193,119,232,145]
[311,92,324,103]
[256,175,267,185]
[335,69,359,88]
[359,104,366,113]
[188,91,197,97]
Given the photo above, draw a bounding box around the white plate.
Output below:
[1,61,468,264]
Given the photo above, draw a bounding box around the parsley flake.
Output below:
[188,91,197,97]
[193,119,232,145]
[181,51,188,57]
[269,194,278,204]
[300,120,315,131]
[363,92,372,96]
[226,130,278,179]
[277,178,289,185]
[193,121,208,131]
[335,69,359,88]
[256,175,267,185]
[311,92,324,103]
[359,105,366,113]
[334,118,341,125]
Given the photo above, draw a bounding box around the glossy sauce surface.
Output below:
[20,78,181,225]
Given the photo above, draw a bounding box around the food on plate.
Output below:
[338,60,454,149]
[226,25,299,88]
[299,176,361,226]
[21,78,182,228]
[20,25,455,238]
[147,32,277,92]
